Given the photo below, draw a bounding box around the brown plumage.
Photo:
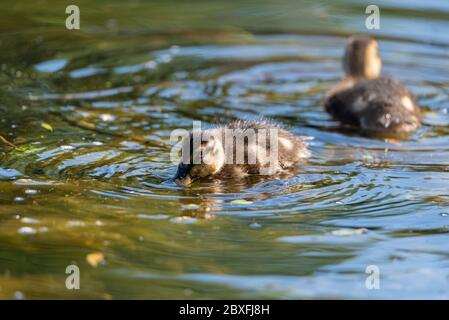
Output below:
[173,120,310,186]
[325,35,421,137]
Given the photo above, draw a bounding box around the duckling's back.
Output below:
[325,77,421,136]
[220,120,309,175]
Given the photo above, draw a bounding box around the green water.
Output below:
[1,0,449,299]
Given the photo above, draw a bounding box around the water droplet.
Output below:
[99,113,115,122]
[65,220,85,228]
[21,217,40,224]
[24,189,38,195]
[137,214,168,220]
[331,228,368,236]
[18,226,37,235]
[181,204,200,210]
[231,199,253,205]
[170,216,197,224]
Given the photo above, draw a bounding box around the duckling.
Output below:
[173,120,310,186]
[325,35,421,137]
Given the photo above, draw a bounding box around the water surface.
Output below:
[1,0,449,299]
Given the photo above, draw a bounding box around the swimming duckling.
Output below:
[325,35,421,137]
[173,120,310,186]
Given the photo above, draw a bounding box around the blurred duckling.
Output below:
[174,120,310,186]
[325,35,421,137]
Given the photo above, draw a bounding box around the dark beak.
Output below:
[174,163,193,186]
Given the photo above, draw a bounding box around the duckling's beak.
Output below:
[174,163,193,186]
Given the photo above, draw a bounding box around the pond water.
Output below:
[0,0,448,299]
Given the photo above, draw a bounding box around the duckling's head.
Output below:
[343,35,381,79]
[174,130,225,186]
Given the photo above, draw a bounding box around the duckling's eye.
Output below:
[200,140,210,146]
